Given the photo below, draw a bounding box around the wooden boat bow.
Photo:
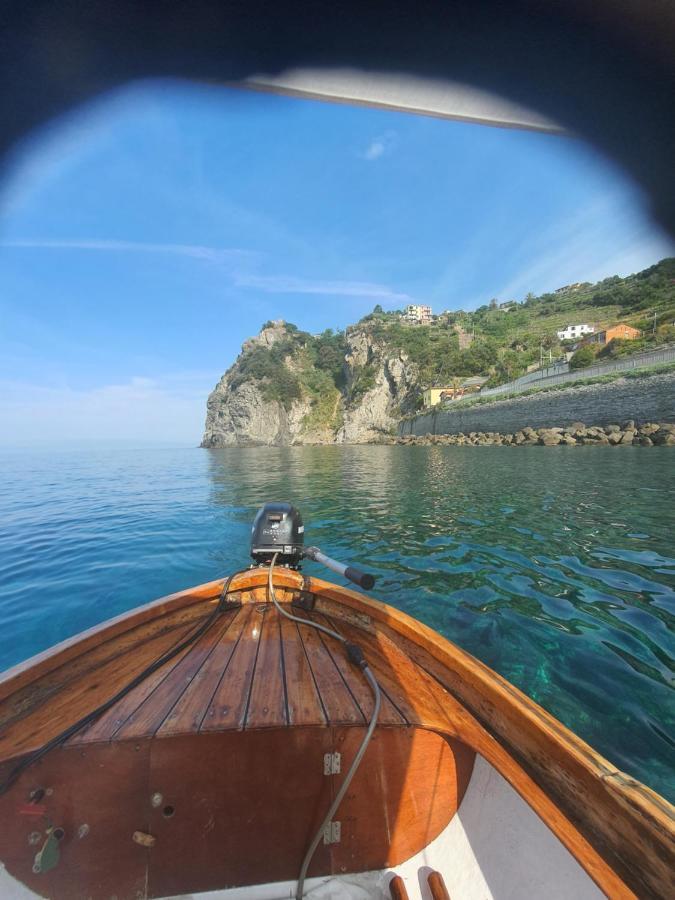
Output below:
[0,567,673,898]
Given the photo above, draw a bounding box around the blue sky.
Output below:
[1,80,673,445]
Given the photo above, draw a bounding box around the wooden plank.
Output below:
[295,620,364,726]
[244,608,287,729]
[0,725,470,898]
[0,567,292,713]
[158,606,250,736]
[201,605,265,731]
[114,612,237,739]
[0,621,202,761]
[0,608,209,733]
[67,621,197,744]
[0,578,237,703]
[312,613,407,726]
[279,615,326,726]
[335,619,455,733]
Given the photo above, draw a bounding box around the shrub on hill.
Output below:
[230,324,347,411]
[569,346,597,369]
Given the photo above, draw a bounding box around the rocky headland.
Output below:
[202,320,418,446]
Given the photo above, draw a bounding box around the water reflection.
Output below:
[205,445,675,800]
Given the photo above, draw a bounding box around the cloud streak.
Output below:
[235,272,413,303]
[2,238,415,305]
[1,238,250,263]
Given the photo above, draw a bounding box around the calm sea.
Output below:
[0,445,673,801]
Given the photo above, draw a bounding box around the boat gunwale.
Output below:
[1,567,673,898]
[0,576,229,703]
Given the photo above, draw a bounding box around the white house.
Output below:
[556,323,595,341]
[402,304,433,324]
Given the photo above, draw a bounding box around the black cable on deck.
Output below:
[0,570,244,796]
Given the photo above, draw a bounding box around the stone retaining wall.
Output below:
[399,373,675,437]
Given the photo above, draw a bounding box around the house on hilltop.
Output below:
[556,323,595,341]
[402,304,433,324]
[585,324,641,345]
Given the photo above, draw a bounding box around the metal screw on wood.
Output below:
[151,792,163,808]
[78,824,90,839]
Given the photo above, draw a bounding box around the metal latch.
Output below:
[323,752,341,775]
[323,821,341,845]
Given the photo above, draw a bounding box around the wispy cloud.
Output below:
[235,273,413,304]
[490,194,675,304]
[3,237,416,306]
[2,235,417,308]
[361,131,397,161]
[1,238,250,263]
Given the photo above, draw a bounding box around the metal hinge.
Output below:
[323,821,341,845]
[323,752,341,775]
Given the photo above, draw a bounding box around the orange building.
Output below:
[586,323,641,345]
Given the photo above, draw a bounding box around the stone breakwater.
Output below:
[399,373,675,438]
[392,421,675,447]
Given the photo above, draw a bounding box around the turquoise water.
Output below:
[0,445,673,801]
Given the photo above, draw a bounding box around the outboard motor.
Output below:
[250,502,305,567]
[250,502,375,590]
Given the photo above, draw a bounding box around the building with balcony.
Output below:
[402,304,433,324]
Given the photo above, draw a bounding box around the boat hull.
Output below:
[0,569,673,899]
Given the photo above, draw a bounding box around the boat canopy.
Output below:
[241,68,564,134]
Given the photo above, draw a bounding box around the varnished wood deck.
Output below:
[0,596,459,762]
[74,605,411,743]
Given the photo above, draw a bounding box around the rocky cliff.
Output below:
[201,320,420,446]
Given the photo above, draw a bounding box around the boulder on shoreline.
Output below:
[392,422,675,447]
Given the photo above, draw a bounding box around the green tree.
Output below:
[569,346,596,370]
